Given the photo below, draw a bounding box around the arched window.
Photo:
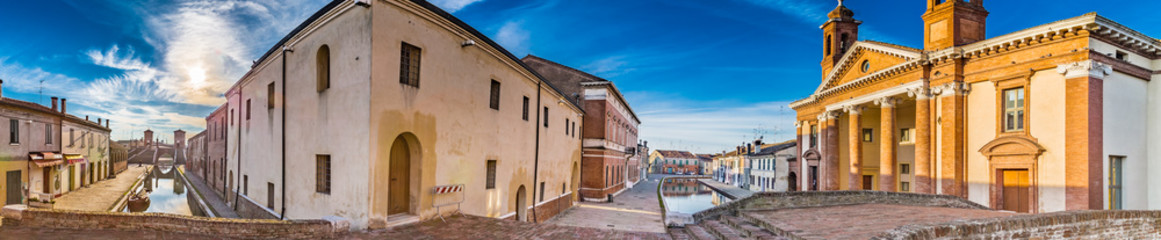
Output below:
[825,35,832,56]
[840,33,850,53]
[317,45,331,92]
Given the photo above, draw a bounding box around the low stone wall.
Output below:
[236,194,280,220]
[693,191,988,222]
[533,192,574,223]
[875,210,1161,239]
[1,205,348,239]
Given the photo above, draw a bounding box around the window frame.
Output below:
[485,160,497,189]
[809,124,818,148]
[317,45,331,92]
[1109,156,1124,210]
[316,154,331,194]
[994,77,1031,136]
[522,96,530,121]
[489,80,501,110]
[9,119,18,145]
[399,42,421,87]
[268,82,276,109]
[44,123,52,145]
[861,128,873,142]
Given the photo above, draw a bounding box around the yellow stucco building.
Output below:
[791,0,1161,213]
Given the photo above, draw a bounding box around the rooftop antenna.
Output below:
[38,79,45,104]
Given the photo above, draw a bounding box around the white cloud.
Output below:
[0,57,82,93]
[430,0,486,13]
[495,21,531,57]
[629,92,797,154]
[737,0,829,23]
[581,55,635,79]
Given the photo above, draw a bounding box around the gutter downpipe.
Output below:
[532,82,541,223]
[280,46,291,220]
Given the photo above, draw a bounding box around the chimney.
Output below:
[51,97,58,111]
[60,98,67,114]
[0,79,4,98]
[747,143,753,154]
[85,116,89,121]
[106,120,110,128]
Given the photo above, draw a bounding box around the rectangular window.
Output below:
[45,123,51,145]
[246,99,252,120]
[489,80,501,110]
[69,129,74,146]
[316,155,331,194]
[543,107,549,127]
[1003,88,1025,132]
[862,128,873,142]
[400,42,421,87]
[900,164,911,174]
[485,160,496,189]
[244,175,249,195]
[1115,51,1127,61]
[522,97,530,121]
[9,119,18,144]
[899,128,912,143]
[901,182,910,192]
[572,122,577,138]
[1109,156,1124,210]
[565,119,569,134]
[539,182,546,202]
[809,125,818,148]
[267,183,275,209]
[268,82,275,109]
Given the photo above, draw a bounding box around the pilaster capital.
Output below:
[1056,60,1112,79]
[907,87,932,100]
[874,97,898,108]
[931,82,970,97]
[827,110,842,120]
[843,105,864,115]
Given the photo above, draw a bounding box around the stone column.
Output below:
[824,112,841,191]
[845,106,863,190]
[876,97,898,192]
[909,87,933,194]
[1058,60,1109,210]
[934,82,969,197]
[795,121,804,191]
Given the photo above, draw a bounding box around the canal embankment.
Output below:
[53,165,150,212]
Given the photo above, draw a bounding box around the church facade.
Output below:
[791,0,1161,213]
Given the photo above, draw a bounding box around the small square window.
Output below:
[862,128,873,142]
[901,182,910,192]
[1115,51,1128,61]
[900,164,911,174]
[899,128,912,143]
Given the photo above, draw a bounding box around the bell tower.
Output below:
[922,0,988,51]
[820,0,860,77]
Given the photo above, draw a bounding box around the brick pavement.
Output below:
[745,203,1019,239]
[54,165,149,212]
[182,166,239,218]
[696,179,753,200]
[351,215,669,240]
[546,176,666,234]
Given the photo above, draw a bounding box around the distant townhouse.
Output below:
[649,150,699,175]
[745,140,796,192]
[208,0,583,229]
[696,154,714,175]
[522,55,644,201]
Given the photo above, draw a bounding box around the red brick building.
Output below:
[650,150,699,175]
[523,56,643,202]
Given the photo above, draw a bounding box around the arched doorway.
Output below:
[515,185,527,222]
[571,162,579,200]
[788,172,798,191]
[388,135,412,215]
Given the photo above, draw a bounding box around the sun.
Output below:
[187,66,206,84]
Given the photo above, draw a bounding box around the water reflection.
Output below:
[122,163,204,216]
[661,178,732,214]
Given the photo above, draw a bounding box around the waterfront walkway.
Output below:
[545,175,667,234]
[54,165,149,212]
[697,178,754,200]
[182,167,239,218]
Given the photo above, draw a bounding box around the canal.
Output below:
[120,160,207,217]
[660,177,733,226]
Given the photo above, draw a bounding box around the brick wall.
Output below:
[877,210,1161,239]
[533,192,574,223]
[1,205,348,239]
[693,191,987,222]
[236,194,280,220]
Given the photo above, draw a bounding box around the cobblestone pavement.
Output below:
[350,215,669,240]
[697,178,753,199]
[182,166,239,218]
[0,227,228,240]
[545,175,667,233]
[746,203,1019,239]
[54,165,149,211]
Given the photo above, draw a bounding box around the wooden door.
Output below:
[1001,170,1030,213]
[43,169,51,194]
[862,175,873,190]
[6,171,20,205]
[389,136,411,215]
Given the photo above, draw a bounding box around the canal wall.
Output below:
[875,210,1161,239]
[692,191,989,223]
[659,176,709,227]
[1,205,349,239]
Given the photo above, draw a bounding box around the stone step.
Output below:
[722,215,775,238]
[702,220,744,240]
[684,224,718,240]
[667,227,694,240]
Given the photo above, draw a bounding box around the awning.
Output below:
[31,159,65,168]
[28,152,62,161]
[64,154,86,164]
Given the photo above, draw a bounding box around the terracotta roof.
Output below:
[655,150,697,159]
[861,40,921,53]
[0,98,109,131]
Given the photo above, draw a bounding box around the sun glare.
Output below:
[188,66,206,83]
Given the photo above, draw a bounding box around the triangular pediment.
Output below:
[812,41,922,94]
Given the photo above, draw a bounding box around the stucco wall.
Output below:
[1150,72,1161,210]
[1102,71,1148,210]
[966,81,996,206]
[1030,70,1067,213]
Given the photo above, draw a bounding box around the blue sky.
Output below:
[1,0,1158,152]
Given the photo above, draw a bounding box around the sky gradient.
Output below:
[1,0,1158,152]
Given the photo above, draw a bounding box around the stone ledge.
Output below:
[874,210,1161,239]
[692,190,988,222]
[1,205,349,239]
